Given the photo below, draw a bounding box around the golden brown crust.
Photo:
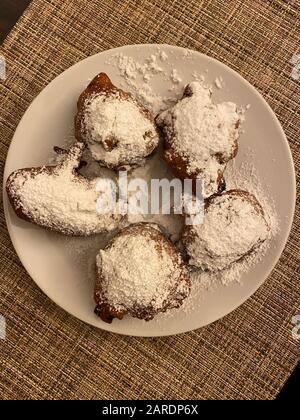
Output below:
[164,149,227,195]
[94,223,191,323]
[6,166,53,225]
[75,73,128,144]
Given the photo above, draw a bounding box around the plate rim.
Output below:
[2,43,297,337]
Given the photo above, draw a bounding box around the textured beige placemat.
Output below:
[0,0,299,400]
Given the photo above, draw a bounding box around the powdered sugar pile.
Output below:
[115,52,167,113]
[96,228,187,311]
[118,53,164,81]
[8,143,121,235]
[215,76,224,89]
[106,50,189,114]
[156,82,241,197]
[83,92,158,167]
[170,69,182,84]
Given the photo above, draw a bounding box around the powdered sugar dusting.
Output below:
[96,226,188,312]
[226,157,279,236]
[83,92,158,167]
[113,52,168,113]
[192,71,205,83]
[184,191,270,271]
[156,82,242,197]
[215,76,224,89]
[8,143,122,235]
[170,69,182,84]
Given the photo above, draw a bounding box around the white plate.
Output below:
[3,44,296,337]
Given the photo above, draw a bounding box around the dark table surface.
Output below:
[0,0,31,43]
[0,0,298,401]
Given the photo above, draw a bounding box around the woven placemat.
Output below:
[0,0,299,400]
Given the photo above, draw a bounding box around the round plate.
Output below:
[3,44,296,337]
